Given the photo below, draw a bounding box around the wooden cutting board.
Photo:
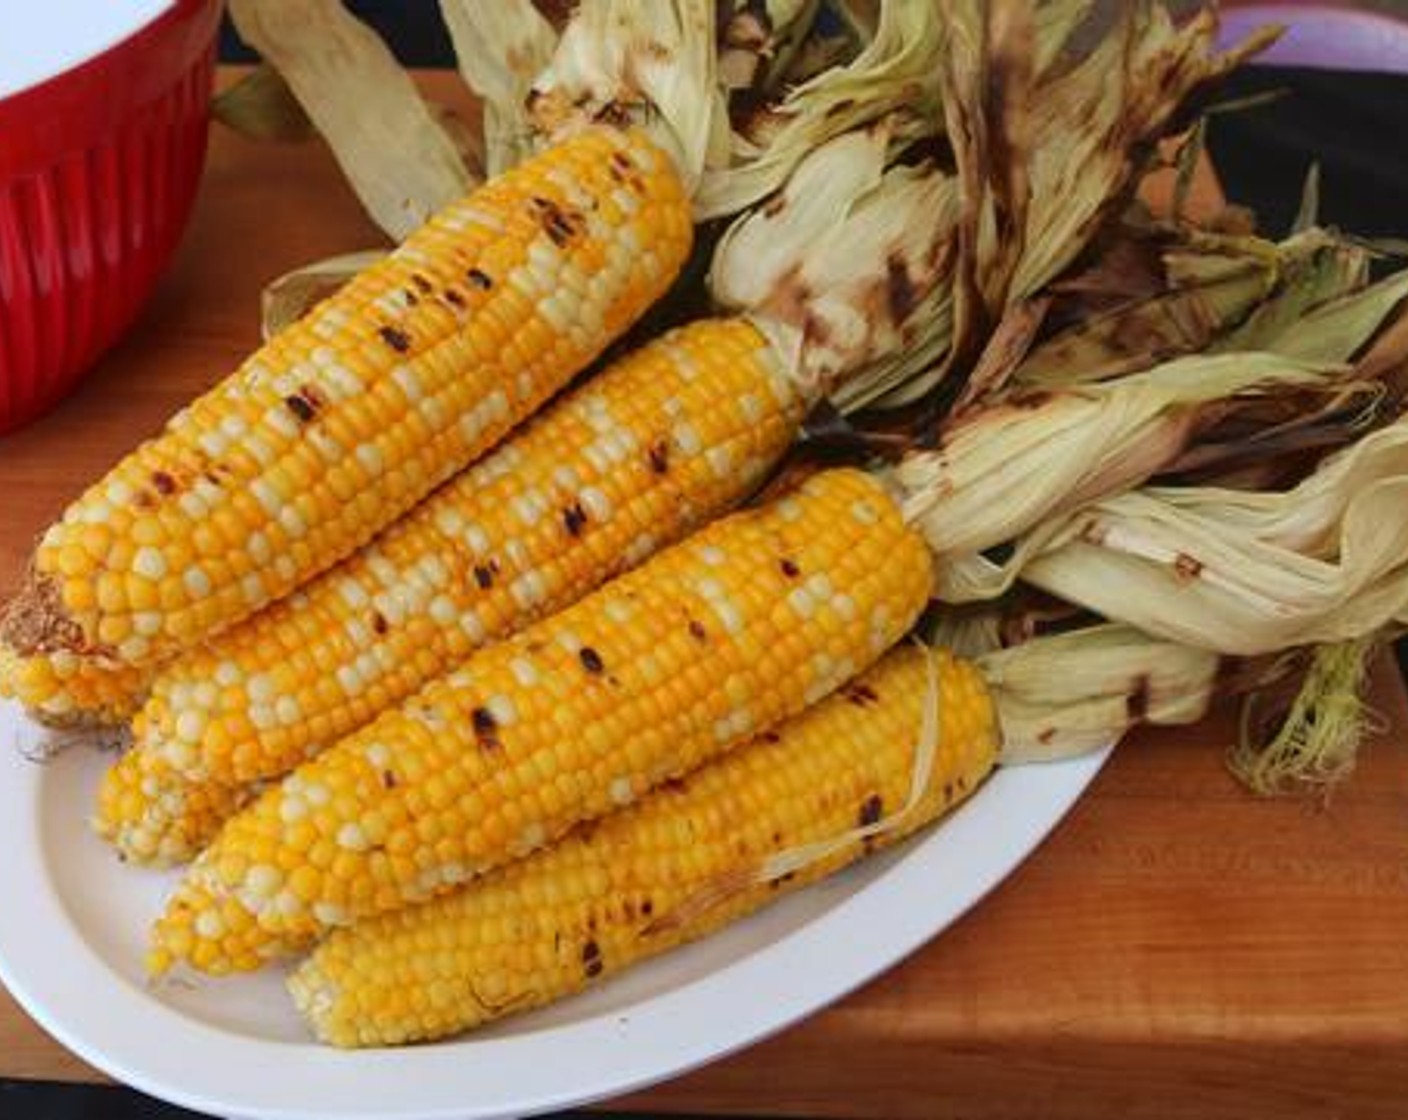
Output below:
[3,72,1408,1119]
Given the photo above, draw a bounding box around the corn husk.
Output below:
[937,1,1279,391]
[227,0,477,241]
[695,0,946,219]
[260,251,388,341]
[527,0,729,199]
[439,0,558,177]
[1238,268,1408,365]
[212,65,314,142]
[1016,415,1408,656]
[1015,230,1366,388]
[979,623,1221,763]
[895,353,1372,602]
[710,123,958,411]
[719,0,823,92]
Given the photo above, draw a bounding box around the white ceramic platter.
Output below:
[0,699,1109,1120]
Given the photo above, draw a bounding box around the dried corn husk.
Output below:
[212,65,313,142]
[710,123,959,410]
[528,0,729,199]
[719,0,823,92]
[1015,230,1365,388]
[228,0,477,241]
[937,1,1279,393]
[1016,416,1408,656]
[439,0,558,177]
[895,353,1372,602]
[979,623,1221,763]
[696,0,946,219]
[1240,268,1408,365]
[260,251,388,340]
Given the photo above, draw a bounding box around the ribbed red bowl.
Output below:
[0,0,221,435]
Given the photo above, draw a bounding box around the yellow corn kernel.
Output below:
[0,648,152,728]
[290,644,998,1046]
[149,469,933,976]
[4,126,692,668]
[137,318,800,786]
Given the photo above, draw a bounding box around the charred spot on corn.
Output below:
[578,647,605,675]
[380,770,397,790]
[377,326,411,353]
[410,274,433,295]
[858,794,883,828]
[529,197,582,249]
[582,939,603,977]
[370,611,388,636]
[687,619,707,642]
[779,558,800,579]
[562,503,588,537]
[284,393,319,423]
[443,289,466,309]
[470,706,500,749]
[647,440,670,474]
[472,560,499,590]
[844,683,879,707]
[151,471,179,496]
[466,268,493,291]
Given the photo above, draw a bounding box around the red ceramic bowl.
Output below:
[0,0,221,435]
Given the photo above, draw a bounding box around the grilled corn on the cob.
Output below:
[2,126,691,669]
[111,124,958,866]
[133,319,797,786]
[148,469,932,975]
[290,643,998,1046]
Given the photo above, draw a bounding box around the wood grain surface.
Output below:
[2,72,1407,1119]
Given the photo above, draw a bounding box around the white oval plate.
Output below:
[0,699,1109,1120]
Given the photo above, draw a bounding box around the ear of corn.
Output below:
[290,643,997,1047]
[148,469,932,976]
[133,318,800,787]
[94,751,257,869]
[2,125,692,670]
[0,649,152,729]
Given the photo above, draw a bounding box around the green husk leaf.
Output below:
[1212,232,1371,354]
[979,623,1221,764]
[1230,635,1381,795]
[228,0,477,241]
[1254,267,1408,365]
[1018,415,1408,656]
[439,0,558,177]
[211,64,314,142]
[260,250,387,340]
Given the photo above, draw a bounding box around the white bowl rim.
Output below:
[0,1,179,103]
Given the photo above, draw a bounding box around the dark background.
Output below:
[8,4,1408,1117]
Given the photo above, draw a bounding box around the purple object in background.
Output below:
[1219,3,1408,72]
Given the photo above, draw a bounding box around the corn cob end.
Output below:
[95,749,256,868]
